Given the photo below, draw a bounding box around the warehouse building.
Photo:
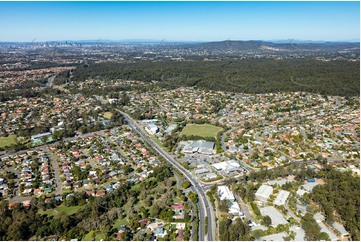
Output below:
[217,185,235,202]
[274,190,290,206]
[260,206,288,227]
[255,184,273,202]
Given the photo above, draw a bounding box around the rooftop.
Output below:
[273,190,290,206]
[260,206,288,227]
[217,185,235,201]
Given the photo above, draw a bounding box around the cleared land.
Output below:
[180,124,222,138]
[0,135,17,148]
[103,111,113,119]
[38,205,82,217]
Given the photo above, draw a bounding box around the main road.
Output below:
[119,111,215,241]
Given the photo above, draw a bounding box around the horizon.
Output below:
[0,38,360,44]
[0,1,359,42]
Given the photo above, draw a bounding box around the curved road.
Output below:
[119,111,215,241]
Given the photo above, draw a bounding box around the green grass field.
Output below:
[38,205,82,217]
[0,135,17,148]
[82,230,107,241]
[180,124,222,138]
[103,111,113,119]
[112,218,129,229]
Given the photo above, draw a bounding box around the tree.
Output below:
[218,200,229,213]
[302,213,321,241]
[319,232,330,241]
[182,181,191,189]
[262,215,272,227]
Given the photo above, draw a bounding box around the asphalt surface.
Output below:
[119,111,215,241]
[46,75,56,87]
[45,147,63,195]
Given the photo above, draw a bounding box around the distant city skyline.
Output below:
[0,1,359,42]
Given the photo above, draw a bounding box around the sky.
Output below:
[0,1,359,42]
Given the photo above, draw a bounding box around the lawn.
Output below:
[0,135,17,148]
[39,205,82,217]
[180,124,223,139]
[112,218,129,229]
[82,230,107,241]
[103,112,113,119]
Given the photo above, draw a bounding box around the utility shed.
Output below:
[273,190,290,206]
[255,184,273,202]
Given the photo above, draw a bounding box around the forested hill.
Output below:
[68,59,360,97]
[183,40,360,52]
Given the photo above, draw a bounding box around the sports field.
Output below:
[180,124,222,138]
[0,135,17,148]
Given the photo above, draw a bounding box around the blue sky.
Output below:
[0,1,359,42]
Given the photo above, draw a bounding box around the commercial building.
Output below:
[212,160,241,173]
[217,185,235,201]
[332,222,349,238]
[255,184,273,202]
[318,222,338,241]
[195,168,209,175]
[260,206,288,227]
[229,202,244,217]
[274,190,290,206]
[205,173,218,180]
[182,140,215,155]
[144,123,159,135]
[31,132,52,142]
[290,226,306,241]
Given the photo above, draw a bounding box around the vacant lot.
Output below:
[180,124,222,138]
[39,205,82,217]
[0,135,17,148]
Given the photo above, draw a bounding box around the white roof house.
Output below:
[217,186,235,201]
[255,184,273,202]
[260,206,288,227]
[274,190,290,206]
[301,180,321,192]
